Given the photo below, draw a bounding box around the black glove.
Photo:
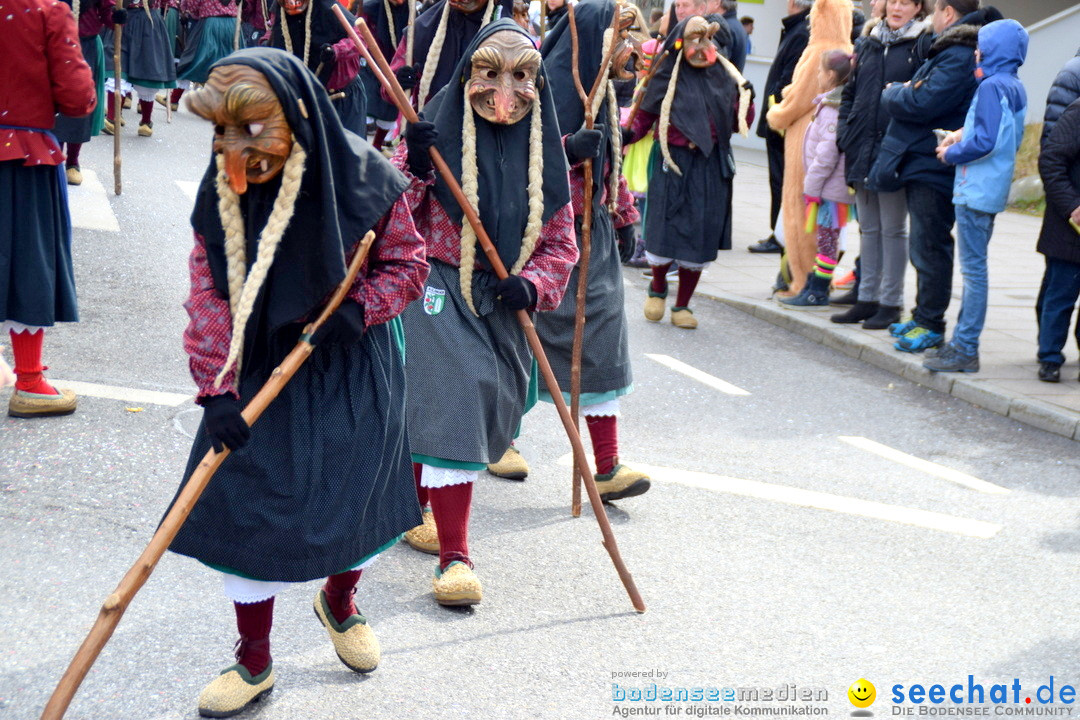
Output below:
[616,224,636,264]
[202,395,250,454]
[395,64,419,90]
[495,275,537,311]
[311,300,365,346]
[620,125,633,147]
[564,124,604,165]
[319,43,337,66]
[405,120,438,176]
[111,7,127,24]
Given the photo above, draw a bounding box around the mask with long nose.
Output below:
[679,16,720,68]
[611,6,648,80]
[186,65,293,195]
[281,0,309,15]
[466,31,541,125]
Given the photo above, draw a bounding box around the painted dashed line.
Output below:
[645,353,750,396]
[50,379,193,407]
[839,436,1009,495]
[68,168,120,232]
[175,180,199,203]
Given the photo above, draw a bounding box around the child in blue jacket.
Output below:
[925,18,1028,373]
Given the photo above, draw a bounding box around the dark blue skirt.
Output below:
[0,160,78,327]
[167,322,421,582]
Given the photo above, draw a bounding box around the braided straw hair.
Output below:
[234,0,244,51]
[280,2,314,66]
[458,93,545,315]
[212,142,308,387]
[715,51,751,137]
[417,0,495,113]
[657,49,683,176]
[383,0,397,50]
[605,79,620,212]
[72,0,80,24]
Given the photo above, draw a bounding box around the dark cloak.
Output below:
[270,0,355,77]
[409,0,513,105]
[639,16,737,158]
[189,47,409,380]
[363,0,410,57]
[422,18,570,273]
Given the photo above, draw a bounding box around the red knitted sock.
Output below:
[138,99,153,125]
[107,91,121,123]
[323,569,363,624]
[66,142,82,167]
[10,330,58,395]
[675,267,702,308]
[170,87,184,104]
[233,597,274,676]
[650,262,672,295]
[429,481,473,570]
[412,462,428,508]
[585,414,619,475]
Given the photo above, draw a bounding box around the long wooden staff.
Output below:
[340,9,645,614]
[112,0,124,196]
[566,3,619,517]
[39,232,377,720]
[539,0,546,39]
[623,47,668,130]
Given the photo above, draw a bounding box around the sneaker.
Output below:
[1038,362,1061,383]
[889,319,917,338]
[894,326,944,353]
[748,236,783,253]
[923,342,979,373]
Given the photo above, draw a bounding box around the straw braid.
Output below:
[215,154,248,315]
[459,100,480,314]
[212,143,308,388]
[417,0,494,113]
[605,79,620,212]
[72,0,80,24]
[406,0,415,65]
[280,3,314,66]
[715,52,751,137]
[509,94,544,274]
[383,0,397,50]
[234,0,244,51]
[657,49,682,176]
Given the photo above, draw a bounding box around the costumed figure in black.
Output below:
[168,47,428,717]
[102,0,179,137]
[386,0,512,113]
[626,14,751,329]
[270,0,369,136]
[175,0,249,111]
[392,19,578,606]
[358,0,411,148]
[529,0,651,501]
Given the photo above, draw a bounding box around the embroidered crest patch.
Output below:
[423,286,446,316]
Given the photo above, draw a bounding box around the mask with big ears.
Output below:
[466,30,542,125]
[679,16,720,68]
[186,65,294,195]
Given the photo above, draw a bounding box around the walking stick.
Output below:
[566,3,620,518]
[623,47,668,130]
[539,0,546,40]
[112,0,124,196]
[39,232,378,720]
[339,8,645,614]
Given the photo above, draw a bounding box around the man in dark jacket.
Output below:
[1041,47,1080,146]
[1035,98,1080,383]
[874,0,1003,353]
[706,0,747,72]
[748,0,811,254]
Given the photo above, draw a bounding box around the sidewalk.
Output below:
[679,149,1080,442]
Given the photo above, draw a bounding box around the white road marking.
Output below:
[644,353,750,396]
[67,168,120,232]
[50,379,193,407]
[176,180,199,203]
[555,455,1001,538]
[838,436,1010,495]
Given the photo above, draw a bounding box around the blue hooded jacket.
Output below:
[944,19,1028,214]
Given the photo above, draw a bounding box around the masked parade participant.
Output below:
[2,0,94,418]
[387,0,512,113]
[627,15,751,329]
[359,0,411,148]
[393,19,577,606]
[522,0,650,501]
[165,48,428,717]
[102,0,178,137]
[175,0,248,111]
[271,0,369,136]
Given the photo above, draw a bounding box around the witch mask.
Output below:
[281,0,309,15]
[680,16,721,68]
[187,65,294,195]
[449,0,487,13]
[466,30,541,125]
[610,5,648,80]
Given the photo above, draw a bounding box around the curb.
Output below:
[696,287,1080,443]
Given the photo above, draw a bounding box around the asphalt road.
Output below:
[2,105,1080,720]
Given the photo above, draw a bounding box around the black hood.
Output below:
[363,0,411,56]
[270,0,356,76]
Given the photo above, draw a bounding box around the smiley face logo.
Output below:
[848,678,876,708]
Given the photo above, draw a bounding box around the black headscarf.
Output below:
[639,15,737,157]
[363,0,410,58]
[190,48,409,342]
[270,0,355,76]
[409,0,513,105]
[422,18,570,272]
[541,0,616,196]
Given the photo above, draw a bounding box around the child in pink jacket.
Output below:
[782,49,856,308]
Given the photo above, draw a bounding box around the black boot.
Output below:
[862,304,902,330]
[830,256,860,306]
[831,301,878,324]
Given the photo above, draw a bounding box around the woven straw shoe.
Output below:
[404,508,439,554]
[486,445,529,480]
[644,292,666,322]
[312,589,380,673]
[138,121,153,137]
[197,664,274,718]
[65,166,82,185]
[670,307,697,329]
[594,464,651,502]
[8,389,77,418]
[432,561,482,606]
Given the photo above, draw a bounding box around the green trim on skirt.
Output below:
[410,454,488,471]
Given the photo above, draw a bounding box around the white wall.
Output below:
[1017,5,1080,124]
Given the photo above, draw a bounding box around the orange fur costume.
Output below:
[765,0,852,294]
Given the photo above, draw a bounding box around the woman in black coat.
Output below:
[832,3,930,329]
[1035,98,1080,383]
